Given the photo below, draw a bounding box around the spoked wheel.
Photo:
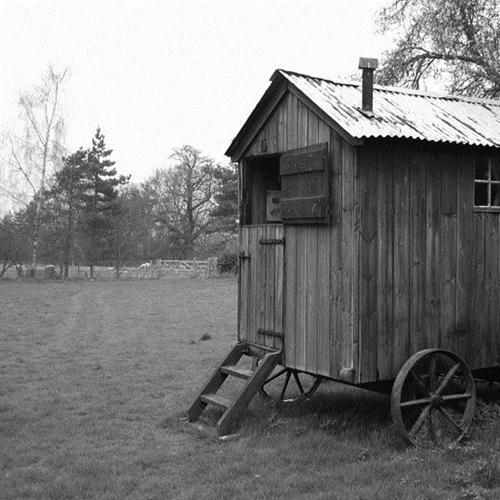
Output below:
[391,348,476,447]
[259,364,322,404]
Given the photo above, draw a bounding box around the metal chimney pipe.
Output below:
[358,57,379,114]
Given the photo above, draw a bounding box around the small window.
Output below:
[474,157,500,209]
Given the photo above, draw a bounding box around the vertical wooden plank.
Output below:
[317,120,330,145]
[479,214,487,368]
[249,226,259,345]
[316,225,330,376]
[278,97,287,152]
[297,100,308,148]
[359,147,378,382]
[352,145,360,383]
[455,151,473,362]
[264,226,275,348]
[376,148,394,380]
[295,227,307,371]
[497,213,500,366]
[392,146,411,374]
[409,147,427,355]
[305,226,318,374]
[330,130,343,378]
[266,107,279,154]
[484,213,498,367]
[257,225,267,346]
[313,119,331,376]
[425,150,441,354]
[496,214,500,366]
[284,225,297,367]
[341,140,356,378]
[239,227,249,341]
[274,225,284,351]
[286,94,298,150]
[307,108,319,146]
[440,151,458,352]
[471,214,486,367]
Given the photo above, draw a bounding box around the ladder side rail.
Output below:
[187,343,248,421]
[217,350,282,436]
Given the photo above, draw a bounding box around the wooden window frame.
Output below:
[474,156,500,212]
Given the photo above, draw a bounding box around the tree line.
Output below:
[0,129,237,278]
[1,0,498,278]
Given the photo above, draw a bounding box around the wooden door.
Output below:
[280,143,331,375]
[239,225,284,350]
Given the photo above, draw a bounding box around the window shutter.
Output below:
[279,142,329,223]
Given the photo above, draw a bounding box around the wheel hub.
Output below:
[430,394,445,407]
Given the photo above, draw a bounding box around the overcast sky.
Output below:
[1,0,390,183]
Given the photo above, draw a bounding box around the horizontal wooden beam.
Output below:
[257,328,284,339]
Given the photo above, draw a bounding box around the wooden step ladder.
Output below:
[187,342,282,437]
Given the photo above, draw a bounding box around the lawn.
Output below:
[1,278,499,499]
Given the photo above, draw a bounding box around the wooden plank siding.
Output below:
[357,142,500,382]
[239,225,284,350]
[240,88,500,385]
[240,90,359,380]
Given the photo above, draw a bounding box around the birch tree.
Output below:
[0,66,68,273]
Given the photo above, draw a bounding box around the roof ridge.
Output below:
[277,68,500,106]
[275,69,360,88]
[374,84,500,105]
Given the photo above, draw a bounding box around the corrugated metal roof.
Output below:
[279,69,500,148]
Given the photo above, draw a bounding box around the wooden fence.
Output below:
[0,258,219,280]
[155,258,218,278]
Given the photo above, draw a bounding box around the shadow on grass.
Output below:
[163,381,408,450]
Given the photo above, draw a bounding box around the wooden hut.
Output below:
[188,59,500,444]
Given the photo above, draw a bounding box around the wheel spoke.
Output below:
[441,393,472,402]
[280,370,292,400]
[400,397,432,408]
[293,371,305,395]
[410,369,431,398]
[435,363,461,396]
[429,355,437,392]
[409,404,431,439]
[428,409,437,443]
[262,368,287,386]
[260,366,321,404]
[436,406,463,434]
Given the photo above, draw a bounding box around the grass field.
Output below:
[1,278,500,499]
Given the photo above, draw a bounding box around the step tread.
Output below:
[200,393,232,410]
[220,365,254,379]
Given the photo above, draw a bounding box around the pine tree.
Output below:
[79,128,129,278]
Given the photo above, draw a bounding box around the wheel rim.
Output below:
[391,349,476,447]
[259,365,322,404]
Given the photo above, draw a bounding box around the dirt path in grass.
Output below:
[44,283,165,418]
[42,280,236,447]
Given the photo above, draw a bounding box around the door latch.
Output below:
[239,251,250,261]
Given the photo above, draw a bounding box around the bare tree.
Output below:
[0,66,68,272]
[377,0,500,97]
[145,145,220,259]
